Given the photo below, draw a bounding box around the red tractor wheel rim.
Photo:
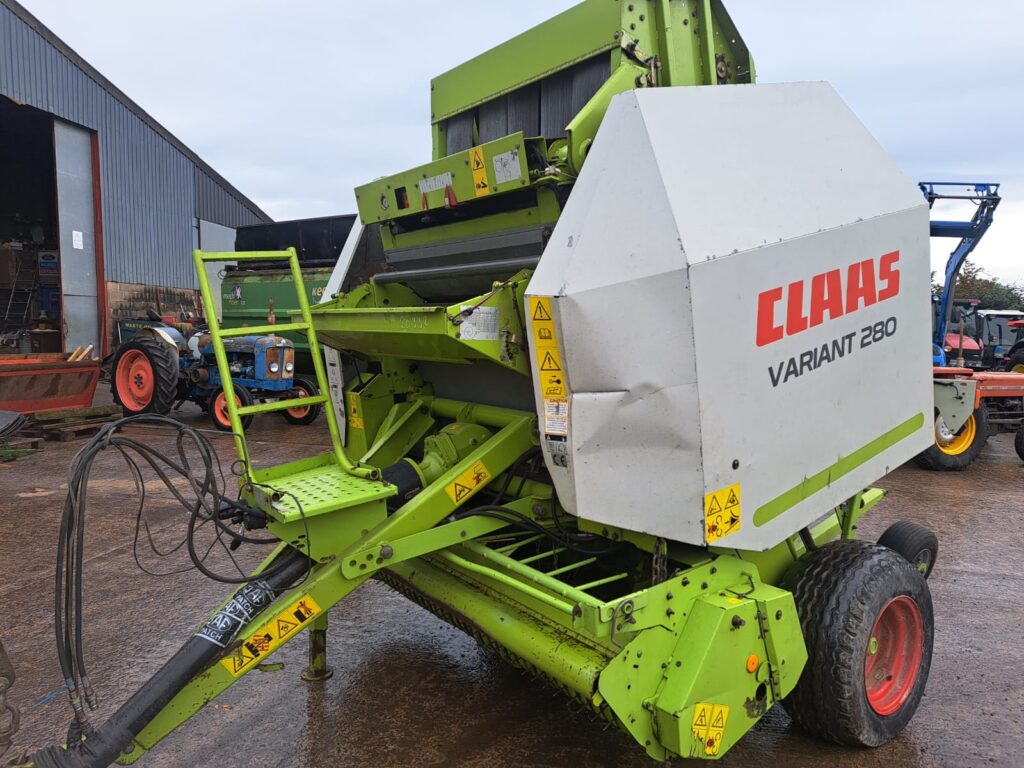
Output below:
[213,391,240,428]
[286,384,311,419]
[116,349,155,411]
[864,595,924,716]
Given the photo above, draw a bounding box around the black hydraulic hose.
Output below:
[28,552,310,768]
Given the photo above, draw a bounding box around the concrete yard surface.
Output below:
[1,407,1021,768]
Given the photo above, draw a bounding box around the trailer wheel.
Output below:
[877,521,938,578]
[210,386,253,432]
[282,377,322,425]
[913,405,988,471]
[1014,425,1024,463]
[111,336,179,416]
[783,540,933,747]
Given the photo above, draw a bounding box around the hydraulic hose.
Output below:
[27,553,309,768]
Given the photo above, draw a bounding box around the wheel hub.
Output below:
[864,595,924,716]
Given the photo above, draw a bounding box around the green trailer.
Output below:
[220,267,332,374]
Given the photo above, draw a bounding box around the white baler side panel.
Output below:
[688,208,933,551]
[528,84,932,547]
[527,93,704,538]
[637,83,927,268]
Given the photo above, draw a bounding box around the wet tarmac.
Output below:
[1,400,1021,767]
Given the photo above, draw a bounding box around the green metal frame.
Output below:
[111,6,900,764]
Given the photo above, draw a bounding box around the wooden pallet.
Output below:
[23,407,121,443]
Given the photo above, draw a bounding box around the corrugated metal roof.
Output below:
[0,0,272,224]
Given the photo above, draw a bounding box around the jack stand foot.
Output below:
[301,615,333,682]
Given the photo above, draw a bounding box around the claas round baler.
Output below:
[18,2,941,765]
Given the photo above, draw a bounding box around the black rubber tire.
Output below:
[209,385,254,432]
[1006,349,1024,374]
[1014,425,1024,463]
[877,521,938,579]
[783,540,933,747]
[913,404,989,471]
[281,376,322,426]
[110,336,179,416]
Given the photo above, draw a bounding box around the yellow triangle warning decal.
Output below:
[694,709,707,728]
[276,617,298,639]
[707,496,722,515]
[229,648,253,674]
[532,302,552,321]
[725,489,739,508]
[711,710,725,729]
[540,351,561,372]
[453,482,473,502]
[470,148,485,170]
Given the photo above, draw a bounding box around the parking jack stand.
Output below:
[300,613,333,682]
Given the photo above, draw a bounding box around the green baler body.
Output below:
[117,3,896,765]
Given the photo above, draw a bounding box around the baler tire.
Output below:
[782,540,933,747]
[913,404,988,471]
[1014,425,1024,463]
[111,336,179,416]
[210,386,254,432]
[877,521,938,579]
[282,377,322,426]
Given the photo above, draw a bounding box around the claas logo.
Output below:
[756,251,900,347]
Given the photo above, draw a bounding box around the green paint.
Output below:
[754,414,925,527]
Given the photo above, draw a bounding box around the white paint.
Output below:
[526,84,934,550]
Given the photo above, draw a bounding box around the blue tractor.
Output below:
[110,317,321,430]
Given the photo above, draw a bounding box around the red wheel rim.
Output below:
[116,349,155,411]
[865,595,924,716]
[213,391,240,428]
[286,384,311,419]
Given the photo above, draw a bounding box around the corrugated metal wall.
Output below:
[0,2,269,288]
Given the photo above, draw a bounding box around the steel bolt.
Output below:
[731,615,746,629]
[380,545,394,560]
[700,581,708,590]
[710,566,717,574]
[681,577,690,586]
[775,610,783,620]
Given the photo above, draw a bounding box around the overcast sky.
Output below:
[19,0,1024,286]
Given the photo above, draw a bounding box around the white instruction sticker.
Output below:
[72,230,84,250]
[418,172,454,194]
[459,305,499,341]
[543,398,569,436]
[492,149,522,185]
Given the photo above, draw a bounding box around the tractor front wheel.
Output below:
[1006,350,1024,374]
[784,540,933,747]
[1014,424,1024,463]
[210,386,253,432]
[913,405,988,471]
[111,336,179,416]
[282,376,322,426]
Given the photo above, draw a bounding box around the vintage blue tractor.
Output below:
[110,318,321,430]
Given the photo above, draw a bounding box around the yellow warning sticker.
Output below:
[347,391,364,430]
[540,370,566,398]
[538,348,562,373]
[469,146,491,197]
[704,483,741,544]
[221,594,321,677]
[444,460,492,506]
[692,703,730,756]
[529,297,569,426]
